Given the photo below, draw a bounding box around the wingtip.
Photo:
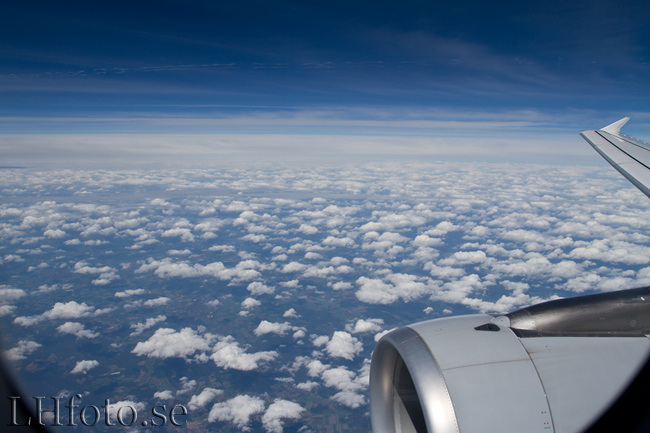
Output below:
[601,117,630,135]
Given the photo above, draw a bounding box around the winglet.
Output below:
[601,117,630,135]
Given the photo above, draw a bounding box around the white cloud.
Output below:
[136,258,262,282]
[70,360,99,374]
[283,308,298,318]
[210,336,278,371]
[261,399,304,433]
[44,301,95,320]
[115,288,145,298]
[132,327,214,360]
[297,224,319,235]
[130,315,167,336]
[247,281,274,295]
[57,322,99,339]
[143,297,170,307]
[345,318,384,334]
[253,320,295,337]
[176,377,197,395]
[0,305,16,316]
[154,390,173,400]
[0,286,26,302]
[188,387,223,411]
[281,262,308,273]
[295,381,319,391]
[241,297,261,309]
[44,228,66,238]
[322,236,355,247]
[4,340,41,361]
[324,331,362,360]
[208,395,266,430]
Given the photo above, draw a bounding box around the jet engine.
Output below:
[369,287,650,433]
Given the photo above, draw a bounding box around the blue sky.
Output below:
[1,0,650,165]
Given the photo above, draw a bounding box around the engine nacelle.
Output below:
[370,288,650,433]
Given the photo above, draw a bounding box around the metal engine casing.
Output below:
[370,310,650,433]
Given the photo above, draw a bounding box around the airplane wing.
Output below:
[368,118,650,433]
[580,117,650,198]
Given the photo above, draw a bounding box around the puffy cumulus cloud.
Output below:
[247,281,274,295]
[301,263,353,279]
[356,273,433,305]
[426,221,460,236]
[143,297,170,307]
[360,211,428,232]
[567,239,650,266]
[459,280,545,313]
[132,327,215,361]
[345,318,384,334]
[253,320,304,337]
[424,263,466,280]
[44,228,66,238]
[329,281,352,290]
[322,236,355,248]
[281,261,308,273]
[241,233,267,243]
[154,390,173,400]
[261,399,304,433]
[14,315,43,327]
[73,260,119,284]
[283,308,299,318]
[323,331,363,360]
[412,234,443,247]
[321,367,361,392]
[57,322,99,339]
[295,381,319,391]
[354,278,396,305]
[490,254,583,280]
[297,224,319,235]
[208,395,266,430]
[130,315,167,336]
[331,391,366,408]
[210,336,278,371]
[431,274,486,305]
[187,387,223,411]
[439,250,490,266]
[136,258,262,282]
[305,359,330,377]
[176,377,197,395]
[74,260,117,274]
[162,227,195,242]
[241,297,261,309]
[44,301,95,320]
[319,364,369,408]
[37,283,72,293]
[70,359,99,374]
[374,328,396,342]
[4,340,41,361]
[362,232,409,257]
[114,288,145,298]
[0,305,16,316]
[0,286,26,303]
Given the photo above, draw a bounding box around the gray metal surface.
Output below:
[409,315,553,433]
[581,121,650,199]
[506,286,650,337]
[520,336,650,433]
[370,326,459,433]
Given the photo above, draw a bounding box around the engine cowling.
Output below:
[369,288,650,433]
